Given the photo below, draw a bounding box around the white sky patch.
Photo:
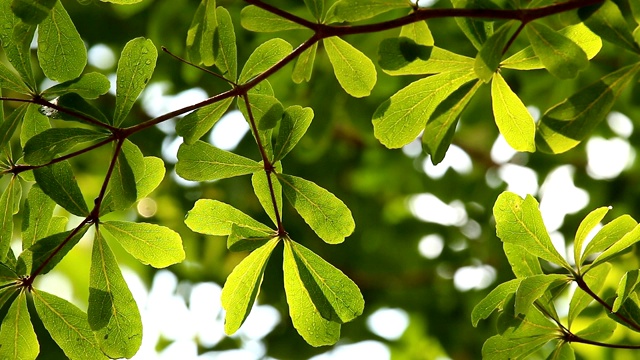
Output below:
[539,166,589,232]
[453,264,496,291]
[579,222,603,257]
[423,145,472,179]
[161,136,182,164]
[586,137,634,180]
[235,305,280,341]
[607,111,634,138]
[88,44,116,70]
[415,0,438,7]
[497,164,538,197]
[527,105,540,123]
[209,110,250,151]
[490,134,517,164]
[367,308,410,341]
[461,219,481,239]
[310,341,391,360]
[141,83,208,119]
[108,73,117,95]
[402,138,422,158]
[33,272,76,306]
[550,231,569,264]
[190,283,225,347]
[418,234,444,259]
[408,193,467,226]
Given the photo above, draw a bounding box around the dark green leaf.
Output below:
[33,160,89,217]
[23,128,107,165]
[185,199,273,237]
[55,93,111,125]
[582,215,637,263]
[214,6,237,81]
[568,263,610,327]
[548,342,575,360]
[251,169,282,227]
[514,274,568,315]
[1,1,36,88]
[451,0,494,50]
[0,62,30,94]
[471,278,521,326]
[323,37,376,98]
[291,43,317,83]
[100,0,144,4]
[240,5,306,33]
[574,317,616,341]
[176,140,262,181]
[0,104,28,154]
[41,72,111,99]
[221,237,279,334]
[227,224,273,252]
[37,1,87,82]
[0,263,17,287]
[18,226,89,276]
[631,1,640,24]
[186,0,216,66]
[304,0,323,20]
[21,184,56,249]
[378,40,474,76]
[0,178,18,263]
[0,292,39,360]
[237,92,284,130]
[581,0,640,54]
[239,38,292,84]
[574,206,610,267]
[474,20,518,82]
[329,0,409,22]
[607,293,640,332]
[274,106,313,161]
[525,22,589,79]
[10,0,56,24]
[491,73,536,152]
[177,98,232,146]
[20,105,50,149]
[613,270,640,312]
[101,139,144,213]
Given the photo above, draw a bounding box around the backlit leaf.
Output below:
[582,215,637,263]
[186,0,216,66]
[574,317,616,341]
[607,293,640,332]
[482,331,555,359]
[237,92,284,131]
[10,0,56,24]
[304,0,323,20]
[274,106,314,161]
[252,169,282,227]
[278,174,354,244]
[178,98,232,146]
[20,105,49,149]
[102,221,185,268]
[568,263,610,327]
[19,226,89,276]
[221,237,279,334]
[589,223,640,270]
[400,20,433,46]
[378,41,474,76]
[21,184,56,249]
[0,262,17,286]
[0,178,17,262]
[525,21,588,79]
[0,292,39,360]
[574,206,610,267]
[102,140,144,213]
[474,20,518,82]
[0,104,28,154]
[612,270,640,313]
[176,140,262,181]
[0,62,30,94]
[135,156,165,199]
[0,2,36,88]
[240,5,306,33]
[239,38,292,83]
[329,0,409,22]
[581,0,640,54]
[514,274,568,315]
[214,6,237,81]
[292,43,317,84]
[33,160,89,217]
[472,278,521,326]
[491,72,535,152]
[185,199,273,237]
[41,72,111,99]
[227,224,273,252]
[23,128,107,165]
[451,0,493,50]
[548,342,574,360]
[503,243,543,278]
[323,36,376,98]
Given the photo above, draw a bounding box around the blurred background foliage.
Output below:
[4,0,640,359]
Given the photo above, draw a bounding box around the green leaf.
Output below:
[573,206,610,267]
[451,0,493,50]
[503,23,601,70]
[608,293,640,332]
[41,72,111,99]
[0,104,28,154]
[33,161,89,217]
[283,240,340,347]
[631,0,640,24]
[568,263,610,327]
[481,332,555,359]
[176,140,262,181]
[378,40,474,76]
[278,174,354,244]
[474,20,519,82]
[240,5,306,33]
[588,223,640,270]
[101,221,185,268]
[582,215,637,263]
[613,270,640,312]
[0,178,17,262]
[491,72,536,152]
[581,0,640,54]
[304,0,323,20]
[23,128,107,165]
[185,199,273,237]
[0,292,39,360]
[105,140,144,213]
[88,231,142,358]
[514,274,568,315]
[493,192,572,270]
[135,156,165,200]
[0,262,17,286]
[33,290,108,360]
[10,0,56,24]
[100,0,144,4]
[176,98,233,145]
[20,105,49,149]
[221,237,279,334]
[503,243,543,278]
[400,20,434,46]
[0,288,18,313]
[237,92,284,131]
[37,1,87,82]
[113,37,157,126]
[227,224,273,252]
[291,43,317,84]
[373,70,477,149]
[548,341,574,360]
[186,0,216,66]
[21,184,56,249]
[0,62,31,94]
[574,317,616,341]
[252,169,282,227]
[329,0,409,22]
[0,2,36,89]
[56,93,111,125]
[323,36,377,98]
[525,22,589,79]
[239,38,292,84]
[18,226,89,276]
[471,278,521,326]
[214,6,237,81]
[274,106,314,161]
[423,80,482,165]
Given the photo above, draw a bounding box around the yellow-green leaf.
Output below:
[323,37,376,98]
[491,73,535,152]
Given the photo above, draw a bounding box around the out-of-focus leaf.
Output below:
[451,0,493,50]
[186,0,217,66]
[23,128,107,165]
[100,0,144,4]
[580,0,640,54]
[304,0,323,20]
[568,263,610,327]
[10,0,56,24]
[185,199,273,237]
[613,270,640,312]
[474,20,518,82]
[33,161,89,217]
[323,37,376,98]
[574,206,610,267]
[0,292,39,360]
[239,38,292,83]
[329,0,410,22]
[525,21,589,79]
[41,72,111,99]
[18,226,89,276]
[491,72,536,152]
[176,140,262,181]
[240,5,306,32]
[21,184,56,249]
[214,6,237,81]
[548,342,574,360]
[472,279,521,326]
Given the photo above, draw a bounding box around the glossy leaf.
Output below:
[373,70,477,149]
[88,231,142,358]
[178,100,232,146]
[240,5,306,33]
[474,21,518,82]
[0,2,36,89]
[574,318,616,341]
[221,237,279,334]
[581,0,640,54]
[514,274,568,315]
[573,206,610,267]
[21,184,56,249]
[491,73,536,152]
[33,290,108,360]
[214,6,237,81]
[568,263,610,327]
[424,80,482,165]
[274,106,314,161]
[37,2,87,82]
[582,214,637,263]
[278,174,354,244]
[329,0,409,22]
[494,192,571,270]
[239,38,292,83]
[186,0,217,66]
[0,104,28,153]
[0,62,30,94]
[185,199,273,237]
[283,240,340,346]
[23,128,107,165]
[113,37,157,126]
[176,140,262,181]
[0,178,17,262]
[41,72,111,99]
[471,278,521,326]
[101,221,185,268]
[323,36,376,98]
[525,22,588,79]
[588,223,640,270]
[378,41,474,76]
[0,292,39,360]
[252,169,282,227]
[10,0,56,24]
[291,43,317,84]
[18,226,89,276]
[612,269,640,312]
[33,160,89,217]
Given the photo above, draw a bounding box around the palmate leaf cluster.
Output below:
[0,0,640,358]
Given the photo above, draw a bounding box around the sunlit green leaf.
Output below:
[23,128,107,165]
[214,6,237,81]
[113,37,157,126]
[185,199,273,237]
[221,237,279,334]
[514,274,568,315]
[0,178,17,263]
[574,206,610,267]
[18,226,89,276]
[37,2,87,82]
[329,0,409,22]
[400,20,434,46]
[568,263,610,327]
[494,192,571,270]
[101,221,184,268]
[575,318,616,341]
[472,278,521,326]
[588,223,640,270]
[21,184,56,249]
[373,70,477,149]
[582,214,637,263]
[41,72,111,99]
[176,140,262,181]
[608,293,640,332]
[491,72,535,152]
[252,169,282,227]
[474,20,518,82]
[186,0,216,66]
[33,290,108,360]
[240,5,306,33]
[482,333,555,360]
[33,160,89,217]
[525,22,588,79]
[274,106,313,161]
[0,263,17,287]
[323,36,376,98]
[613,270,640,312]
[237,91,284,130]
[135,156,165,200]
[503,243,543,278]
[278,174,354,244]
[177,100,232,146]
[548,342,574,360]
[0,2,36,89]
[227,224,273,252]
[10,0,56,24]
[239,38,292,83]
[581,0,640,54]
[283,240,340,347]
[379,41,474,76]
[88,231,142,358]
[0,292,39,360]
[292,43,317,83]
